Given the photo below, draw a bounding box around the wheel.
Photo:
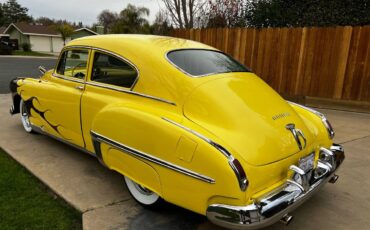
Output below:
[20,99,34,133]
[124,176,164,209]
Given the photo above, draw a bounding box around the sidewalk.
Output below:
[1,93,370,229]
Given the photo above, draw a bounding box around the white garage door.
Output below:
[29,35,51,52]
[51,37,66,53]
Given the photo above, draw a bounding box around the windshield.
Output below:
[167,49,249,77]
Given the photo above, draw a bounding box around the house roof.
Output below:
[0,26,9,35]
[74,27,98,35]
[4,22,61,37]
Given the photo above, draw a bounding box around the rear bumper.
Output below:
[206,144,345,229]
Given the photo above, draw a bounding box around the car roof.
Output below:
[65,35,220,104]
[66,34,215,56]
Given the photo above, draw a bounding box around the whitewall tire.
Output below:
[124,176,163,207]
[20,99,33,133]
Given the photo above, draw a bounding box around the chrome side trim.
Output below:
[85,81,176,106]
[161,117,248,191]
[90,130,215,184]
[288,101,335,139]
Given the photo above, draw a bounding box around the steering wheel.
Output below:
[71,62,86,79]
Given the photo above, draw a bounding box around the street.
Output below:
[0,56,56,93]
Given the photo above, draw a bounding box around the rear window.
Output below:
[167,49,249,77]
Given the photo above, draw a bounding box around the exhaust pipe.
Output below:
[280,214,294,225]
[329,174,339,184]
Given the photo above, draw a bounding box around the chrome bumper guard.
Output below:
[206,144,345,229]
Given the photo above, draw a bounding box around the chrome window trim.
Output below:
[90,130,215,184]
[52,73,85,84]
[162,117,248,191]
[85,81,176,105]
[165,48,250,78]
[89,48,140,91]
[53,47,90,83]
[55,45,140,90]
[53,45,176,106]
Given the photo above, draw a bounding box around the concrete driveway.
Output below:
[0,93,370,230]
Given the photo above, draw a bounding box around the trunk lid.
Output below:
[183,73,315,166]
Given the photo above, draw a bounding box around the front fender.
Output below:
[9,77,24,114]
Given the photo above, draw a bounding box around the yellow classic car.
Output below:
[9,35,344,229]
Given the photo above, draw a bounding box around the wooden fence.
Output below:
[171,26,370,102]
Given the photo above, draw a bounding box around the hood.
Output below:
[183,73,315,166]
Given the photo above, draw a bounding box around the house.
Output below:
[4,22,64,52]
[4,23,99,53]
[71,28,98,40]
[0,26,10,38]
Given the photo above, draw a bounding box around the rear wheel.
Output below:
[20,99,33,133]
[124,176,164,208]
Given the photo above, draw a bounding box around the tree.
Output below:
[161,0,206,28]
[205,0,246,28]
[111,4,150,34]
[35,17,55,26]
[245,0,370,27]
[1,0,32,26]
[151,11,172,35]
[0,3,4,27]
[55,23,74,45]
[97,10,118,33]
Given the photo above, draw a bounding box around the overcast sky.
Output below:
[0,0,162,26]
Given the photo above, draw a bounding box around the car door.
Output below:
[35,48,90,147]
[81,49,139,153]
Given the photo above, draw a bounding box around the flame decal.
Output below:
[22,96,67,139]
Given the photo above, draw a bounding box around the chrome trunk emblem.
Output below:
[286,123,307,150]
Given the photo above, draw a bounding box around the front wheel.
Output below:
[20,99,34,133]
[124,176,164,209]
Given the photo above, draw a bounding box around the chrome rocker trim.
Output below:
[90,130,215,184]
[206,144,345,229]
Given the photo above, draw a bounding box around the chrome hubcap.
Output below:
[134,183,153,195]
[21,102,31,129]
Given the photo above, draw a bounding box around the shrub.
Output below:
[21,43,32,52]
[0,42,13,55]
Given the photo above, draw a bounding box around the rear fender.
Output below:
[89,103,245,214]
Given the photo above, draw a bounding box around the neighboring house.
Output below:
[4,22,64,52]
[71,28,98,40]
[4,23,99,53]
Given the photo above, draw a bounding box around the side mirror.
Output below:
[38,66,47,75]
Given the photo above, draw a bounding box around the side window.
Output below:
[56,49,89,79]
[91,52,137,88]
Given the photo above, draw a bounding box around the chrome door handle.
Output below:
[75,85,84,90]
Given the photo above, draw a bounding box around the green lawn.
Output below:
[13,50,55,57]
[0,148,82,230]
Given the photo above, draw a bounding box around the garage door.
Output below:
[51,37,65,53]
[29,35,51,52]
